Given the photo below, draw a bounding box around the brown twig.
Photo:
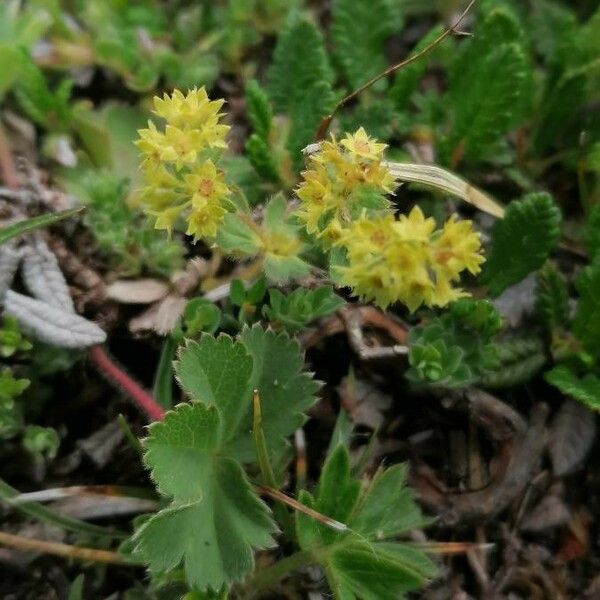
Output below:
[413,404,548,526]
[0,122,19,190]
[314,0,477,140]
[0,530,133,565]
[257,486,347,532]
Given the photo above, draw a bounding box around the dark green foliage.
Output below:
[445,8,532,162]
[585,203,600,260]
[545,365,600,410]
[481,193,562,296]
[245,80,273,141]
[330,0,401,89]
[245,134,281,183]
[263,286,344,332]
[536,262,571,332]
[573,258,600,356]
[407,299,502,388]
[388,25,444,111]
[481,338,546,388]
[267,16,334,164]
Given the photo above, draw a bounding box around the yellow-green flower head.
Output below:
[336,207,484,311]
[295,127,397,237]
[134,88,232,242]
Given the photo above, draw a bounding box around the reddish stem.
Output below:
[88,345,165,422]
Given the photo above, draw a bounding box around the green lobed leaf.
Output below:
[175,335,253,447]
[263,286,345,332]
[573,258,600,355]
[331,0,401,89]
[545,365,600,410]
[134,403,277,590]
[296,445,436,600]
[231,325,319,461]
[480,192,562,296]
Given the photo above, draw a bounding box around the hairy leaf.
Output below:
[331,0,401,89]
[245,134,280,183]
[134,403,276,590]
[545,365,600,411]
[446,8,531,160]
[573,258,600,355]
[245,80,272,141]
[536,261,570,332]
[267,17,334,164]
[481,193,562,296]
[175,335,253,444]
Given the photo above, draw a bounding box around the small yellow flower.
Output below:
[149,204,188,235]
[184,160,230,207]
[134,88,232,243]
[340,127,387,160]
[295,128,398,237]
[186,200,228,240]
[336,210,484,311]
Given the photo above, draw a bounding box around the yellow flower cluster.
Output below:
[295,127,397,240]
[336,207,484,311]
[135,88,231,240]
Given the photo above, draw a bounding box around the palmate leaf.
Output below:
[137,329,318,590]
[233,325,320,461]
[296,446,436,600]
[480,192,561,297]
[331,0,401,89]
[133,404,277,591]
[545,365,600,411]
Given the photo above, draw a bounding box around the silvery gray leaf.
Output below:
[549,399,596,477]
[0,243,22,300]
[4,290,106,348]
[492,274,537,328]
[21,238,74,312]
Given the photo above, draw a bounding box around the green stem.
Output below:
[242,549,314,599]
[252,390,293,536]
